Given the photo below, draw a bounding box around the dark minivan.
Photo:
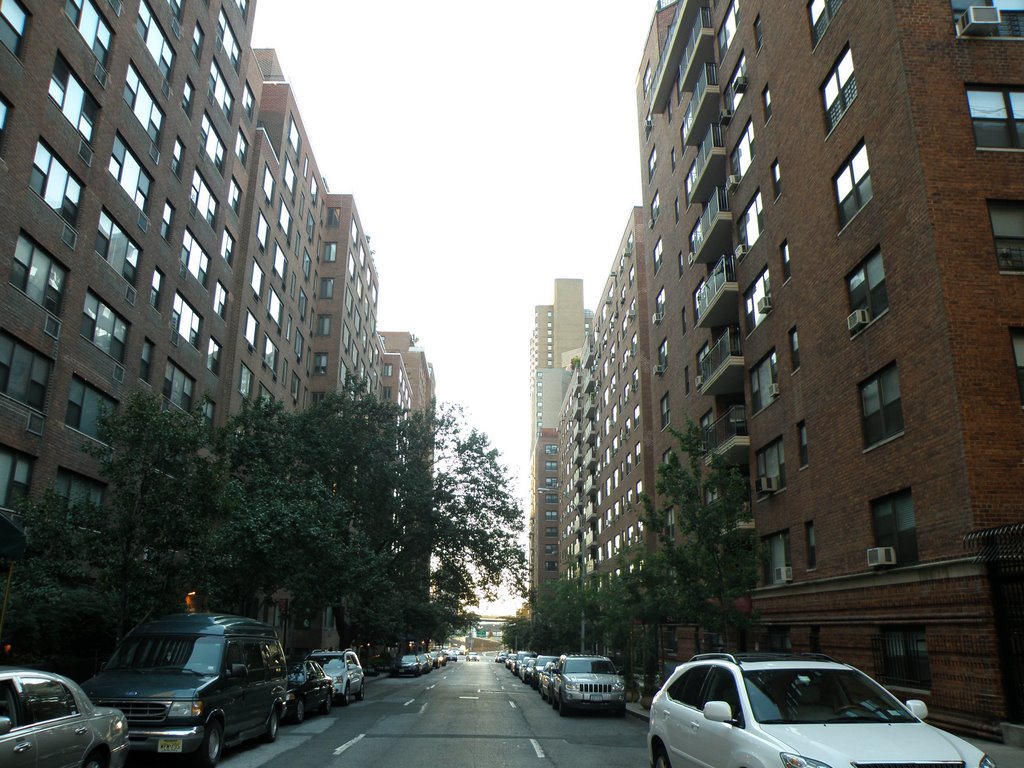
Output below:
[83,613,287,768]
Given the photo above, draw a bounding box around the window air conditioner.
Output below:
[734,244,749,260]
[726,174,742,192]
[773,566,793,583]
[757,475,779,494]
[732,75,749,94]
[652,311,664,325]
[694,374,704,389]
[653,364,666,376]
[767,382,780,399]
[847,308,871,332]
[757,295,773,314]
[687,251,698,266]
[866,546,897,567]
[956,6,1001,36]
[720,108,735,126]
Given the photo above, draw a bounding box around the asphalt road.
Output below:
[132,653,649,768]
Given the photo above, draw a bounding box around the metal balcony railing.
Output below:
[695,253,737,323]
[679,6,714,93]
[702,405,748,454]
[690,187,730,257]
[682,62,719,143]
[699,328,743,381]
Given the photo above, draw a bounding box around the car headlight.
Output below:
[168,700,204,718]
[564,680,580,691]
[979,756,996,768]
[611,680,625,691]
[781,754,834,768]
[112,716,127,736]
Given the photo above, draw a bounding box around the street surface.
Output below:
[129,651,648,768]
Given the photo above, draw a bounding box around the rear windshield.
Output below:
[106,635,223,675]
[564,659,616,675]
[401,655,418,663]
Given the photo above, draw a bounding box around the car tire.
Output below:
[82,750,109,768]
[261,706,279,743]
[191,720,223,768]
[340,683,351,706]
[355,681,364,701]
[293,697,305,724]
[558,693,570,717]
[321,691,332,715]
[653,749,672,768]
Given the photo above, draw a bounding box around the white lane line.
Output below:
[458,696,480,700]
[427,684,435,690]
[530,739,545,759]
[333,734,365,755]
[509,700,517,709]
[403,698,416,706]
[419,702,428,714]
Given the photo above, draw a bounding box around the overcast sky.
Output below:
[251,1,656,612]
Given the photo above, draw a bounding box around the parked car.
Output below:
[284,660,333,723]
[537,660,558,701]
[509,651,536,676]
[528,655,559,689]
[390,654,423,677]
[306,649,365,705]
[549,654,626,717]
[647,653,997,768]
[520,657,537,683]
[496,651,508,663]
[0,666,129,768]
[467,652,480,662]
[445,649,459,662]
[83,613,287,768]
[416,653,432,673]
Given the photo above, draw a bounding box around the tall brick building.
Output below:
[627,0,1024,737]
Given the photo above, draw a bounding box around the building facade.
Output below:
[628,0,1024,737]
[380,331,434,413]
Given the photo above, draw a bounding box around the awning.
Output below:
[964,522,1024,563]
[0,514,26,560]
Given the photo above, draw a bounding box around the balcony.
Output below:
[582,366,596,393]
[572,444,582,467]
[585,501,599,523]
[583,420,597,445]
[690,187,732,265]
[573,469,583,491]
[583,527,597,549]
[584,446,597,470]
[584,556,600,575]
[649,0,706,114]
[682,63,720,145]
[695,254,739,328]
[585,394,597,419]
[686,123,726,207]
[584,337,597,367]
[583,473,595,498]
[703,405,750,466]
[678,6,715,94]
[698,328,744,396]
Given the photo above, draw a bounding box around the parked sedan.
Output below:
[0,666,129,768]
[284,660,333,723]
[391,654,424,677]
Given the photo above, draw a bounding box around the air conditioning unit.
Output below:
[866,546,897,567]
[694,374,704,389]
[720,108,735,126]
[847,308,871,332]
[732,75,749,94]
[767,382,780,399]
[687,251,698,266]
[43,315,61,339]
[956,6,1001,36]
[645,116,653,130]
[757,295,773,314]
[773,566,793,583]
[734,244,749,260]
[653,364,666,376]
[726,174,742,192]
[25,412,45,436]
[757,475,779,494]
[652,311,665,325]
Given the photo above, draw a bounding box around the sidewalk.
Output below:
[624,703,1024,768]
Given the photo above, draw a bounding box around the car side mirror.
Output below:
[228,663,248,679]
[703,700,733,723]
[906,699,928,720]
[0,716,11,736]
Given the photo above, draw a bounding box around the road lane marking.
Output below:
[509,700,517,709]
[420,702,428,714]
[427,684,435,690]
[458,696,479,699]
[403,699,416,706]
[530,739,545,758]
[333,734,365,756]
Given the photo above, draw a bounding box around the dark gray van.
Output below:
[83,613,287,768]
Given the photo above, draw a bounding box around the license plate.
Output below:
[158,739,183,753]
[589,693,604,702]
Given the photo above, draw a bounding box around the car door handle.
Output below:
[75,727,89,735]
[14,742,32,753]
[690,722,700,733]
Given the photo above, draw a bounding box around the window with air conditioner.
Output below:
[744,267,772,332]
[872,488,918,564]
[762,529,791,585]
[730,120,756,178]
[750,350,778,412]
[755,435,786,494]
[989,201,1024,272]
[847,248,888,332]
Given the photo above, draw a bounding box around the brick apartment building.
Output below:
[621,0,1024,737]
[380,330,435,413]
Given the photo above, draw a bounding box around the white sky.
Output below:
[251,1,656,613]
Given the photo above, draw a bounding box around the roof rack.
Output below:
[690,652,838,665]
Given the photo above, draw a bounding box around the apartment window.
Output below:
[754,14,764,49]
[648,147,657,181]
[781,240,792,280]
[207,337,221,375]
[228,178,241,213]
[763,530,791,583]
[139,338,152,382]
[30,142,82,226]
[302,249,312,278]
[171,292,201,347]
[268,288,282,326]
[261,164,274,202]
[1013,329,1024,403]
[123,65,162,143]
[872,488,918,564]
[809,0,843,45]
[278,199,292,238]
[163,361,194,411]
[191,22,204,60]
[235,129,249,166]
[242,82,255,120]
[750,351,778,412]
[0,332,51,410]
[181,78,195,116]
[287,116,301,156]
[160,202,174,241]
[653,237,663,273]
[763,85,773,122]
[876,628,930,688]
[718,1,738,58]
[861,363,904,447]
[256,212,269,250]
[642,62,652,96]
[323,242,337,263]
[273,242,287,279]
[214,282,227,319]
[730,120,756,179]
[314,353,328,375]
[847,248,888,328]
[217,9,241,70]
[220,229,235,264]
[200,113,226,171]
[208,60,234,117]
[651,190,661,223]
[169,138,183,178]
[243,310,257,346]
[284,158,296,196]
[66,0,112,66]
[544,444,558,455]
[738,191,764,248]
[989,201,1024,271]
[149,268,163,308]
[136,1,174,77]
[297,288,307,321]
[239,364,252,397]
[968,88,1024,149]
[109,134,151,212]
[66,377,115,439]
[12,234,66,314]
[1,0,27,57]
[0,96,8,148]
[744,267,772,331]
[190,169,217,226]
[659,393,670,429]
[320,277,334,299]
[789,327,800,371]
[835,143,872,227]
[756,436,786,492]
[96,211,139,284]
[50,55,99,144]
[823,48,857,132]
[294,331,304,360]
[316,314,331,336]
[804,520,816,568]
[771,160,782,198]
[544,461,557,472]
[180,229,209,286]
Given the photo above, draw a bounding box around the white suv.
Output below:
[306,649,365,706]
[648,653,995,768]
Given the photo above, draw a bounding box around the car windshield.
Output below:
[322,660,346,672]
[401,655,418,663]
[742,668,917,724]
[105,635,222,675]
[564,659,616,674]
[287,663,306,682]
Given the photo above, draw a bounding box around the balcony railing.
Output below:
[682,62,719,144]
[702,405,749,460]
[997,240,1024,271]
[690,186,731,260]
[699,328,743,382]
[687,122,726,204]
[695,253,737,324]
[678,6,714,94]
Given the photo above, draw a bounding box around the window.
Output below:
[872,489,918,564]
[256,212,269,250]
[805,520,816,568]
[756,436,786,492]
[12,234,66,314]
[235,129,249,165]
[273,242,287,279]
[239,363,252,397]
[207,338,220,375]
[288,116,301,155]
[653,238,663,273]
[771,160,782,198]
[750,351,778,412]
[169,138,183,178]
[781,240,792,280]
[789,327,800,371]
[731,120,756,177]
[648,147,657,181]
[875,628,930,688]
[200,113,226,171]
[163,361,194,411]
[544,460,557,472]
[244,310,257,346]
[190,169,217,226]
[149,268,163,308]
[968,88,1024,149]
[763,530,791,582]
[642,62,652,96]
[268,288,282,326]
[95,211,139,284]
[161,202,174,241]
[1013,329,1024,403]
[762,85,773,122]
[650,190,660,223]
[314,352,328,375]
[66,0,112,65]
[809,0,843,45]
[738,191,764,248]
[180,229,209,286]
[208,60,234,117]
[214,282,227,319]
[989,201,1024,271]
[320,277,334,299]
[136,1,173,77]
[30,142,82,226]
[284,158,296,196]
[323,242,337,263]
[860,363,904,447]
[718,1,738,58]
[744,267,772,331]
[55,467,104,506]
[847,248,888,328]
[0,95,8,148]
[123,65,162,143]
[278,199,292,238]
[181,78,195,116]
[228,178,241,213]
[243,82,255,120]
[658,338,668,369]
[191,22,204,60]
[0,332,51,410]
[171,292,201,347]
[220,229,235,264]
[316,314,331,336]
[835,143,872,227]
[50,56,99,144]
[659,393,670,429]
[754,14,764,49]
[217,9,241,70]
[823,48,857,132]
[1,0,27,57]
[109,134,152,212]
[66,376,115,439]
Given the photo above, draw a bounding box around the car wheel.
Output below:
[355,680,364,701]
[293,697,305,724]
[540,687,547,702]
[558,693,569,717]
[340,683,350,706]
[653,748,672,768]
[551,691,559,709]
[321,690,333,715]
[191,720,223,768]
[261,706,279,743]
[82,750,108,768]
